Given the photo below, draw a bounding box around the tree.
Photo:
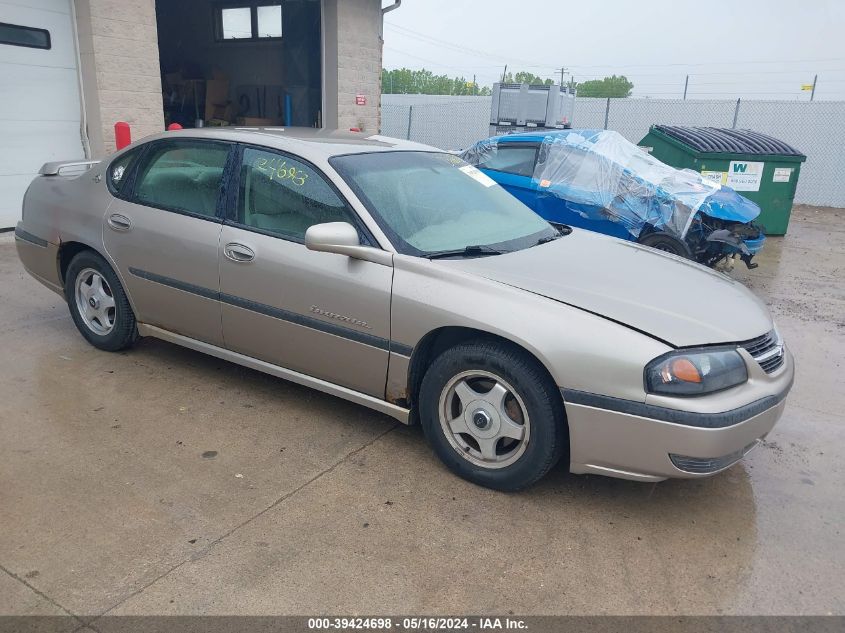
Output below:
[502,71,553,86]
[380,68,554,96]
[574,75,634,98]
[382,68,489,96]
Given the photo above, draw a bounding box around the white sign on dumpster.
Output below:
[701,170,727,185]
[773,167,793,183]
[726,161,764,191]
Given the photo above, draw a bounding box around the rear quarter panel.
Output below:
[27,165,113,248]
[18,163,115,288]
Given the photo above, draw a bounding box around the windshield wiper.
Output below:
[534,224,573,246]
[427,244,505,259]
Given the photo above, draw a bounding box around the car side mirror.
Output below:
[305,222,392,266]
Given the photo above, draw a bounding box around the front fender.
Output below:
[389,254,670,404]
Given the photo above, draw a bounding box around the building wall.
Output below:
[74,0,384,156]
[74,0,164,157]
[331,0,383,132]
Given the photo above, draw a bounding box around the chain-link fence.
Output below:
[381,94,845,208]
[382,96,492,150]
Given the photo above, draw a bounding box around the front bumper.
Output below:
[563,348,794,482]
[741,233,766,256]
[737,233,766,269]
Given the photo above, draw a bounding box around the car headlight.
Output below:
[645,349,748,396]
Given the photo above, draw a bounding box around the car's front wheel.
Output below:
[419,341,567,491]
[65,250,137,352]
[637,231,694,259]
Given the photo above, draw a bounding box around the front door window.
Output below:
[237,147,358,240]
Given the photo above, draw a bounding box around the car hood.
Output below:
[447,229,773,347]
[701,186,761,224]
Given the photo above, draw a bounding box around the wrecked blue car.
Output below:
[461,129,765,269]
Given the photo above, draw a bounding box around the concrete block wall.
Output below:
[335,0,382,132]
[75,0,164,157]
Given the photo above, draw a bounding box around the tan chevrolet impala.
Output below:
[14,128,793,490]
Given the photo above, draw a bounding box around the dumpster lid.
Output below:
[653,125,806,158]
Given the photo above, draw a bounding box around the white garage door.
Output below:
[0,0,85,229]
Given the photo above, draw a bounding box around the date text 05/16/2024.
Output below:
[307,617,528,630]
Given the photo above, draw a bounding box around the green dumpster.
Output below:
[638,126,806,235]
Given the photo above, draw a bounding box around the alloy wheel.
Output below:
[438,370,530,469]
[74,268,116,335]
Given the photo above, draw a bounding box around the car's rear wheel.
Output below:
[637,231,694,259]
[65,250,137,351]
[419,341,567,491]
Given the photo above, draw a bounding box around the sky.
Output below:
[381,0,845,100]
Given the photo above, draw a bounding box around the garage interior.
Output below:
[154,0,322,129]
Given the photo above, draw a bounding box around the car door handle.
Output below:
[224,242,255,263]
[107,214,131,231]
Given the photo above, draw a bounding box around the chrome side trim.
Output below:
[390,342,414,357]
[14,227,49,248]
[128,267,400,353]
[137,323,411,424]
[129,267,219,301]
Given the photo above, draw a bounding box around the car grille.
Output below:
[670,441,759,474]
[739,330,785,374]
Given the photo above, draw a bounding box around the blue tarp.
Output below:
[463,129,762,240]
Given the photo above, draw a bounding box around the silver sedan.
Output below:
[15,128,793,490]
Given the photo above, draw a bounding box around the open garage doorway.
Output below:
[154,0,322,129]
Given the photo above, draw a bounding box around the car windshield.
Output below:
[330,151,556,257]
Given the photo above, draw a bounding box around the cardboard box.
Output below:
[204,79,230,122]
[209,102,235,123]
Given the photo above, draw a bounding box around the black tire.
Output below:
[418,340,567,491]
[637,231,694,259]
[64,250,137,352]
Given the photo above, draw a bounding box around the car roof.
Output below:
[135,127,438,161]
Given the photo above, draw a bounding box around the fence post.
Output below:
[732,98,741,129]
[604,97,611,130]
[406,105,414,140]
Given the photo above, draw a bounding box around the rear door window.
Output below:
[107,149,141,196]
[133,141,230,219]
[478,144,538,178]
